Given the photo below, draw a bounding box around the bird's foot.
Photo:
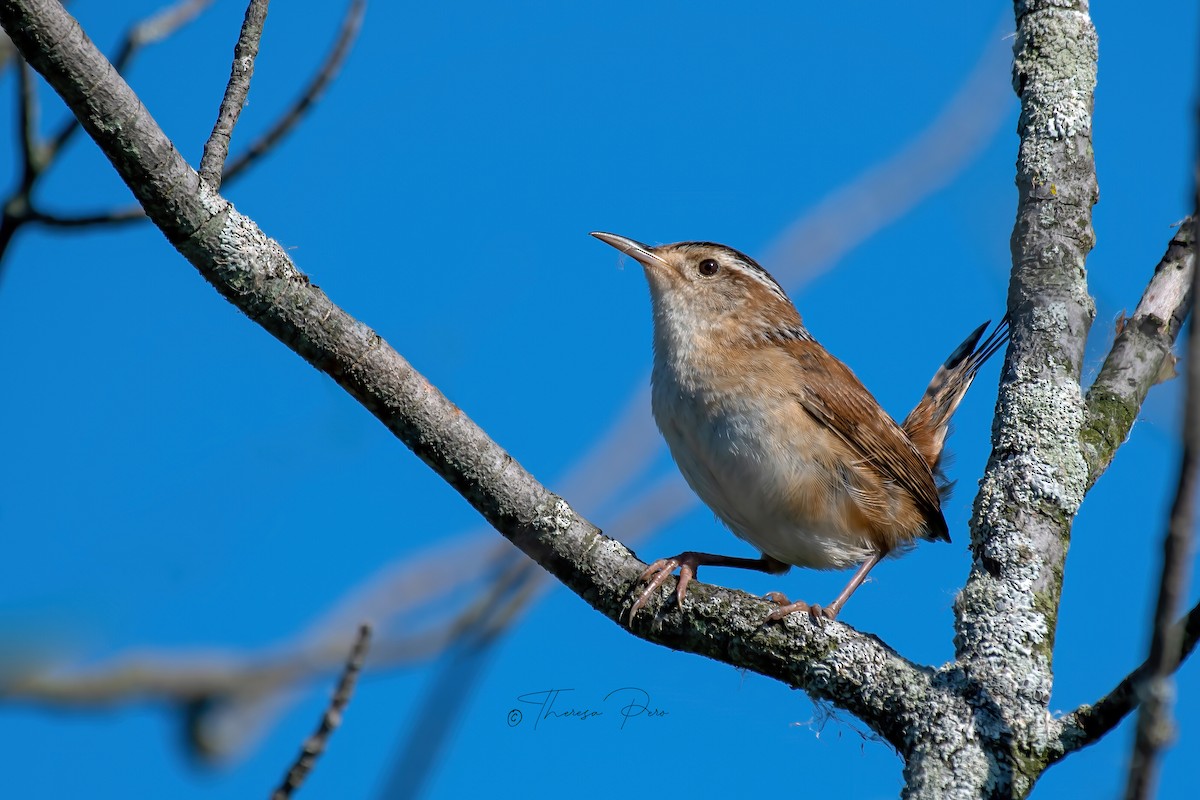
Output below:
[762,591,837,624]
[628,552,702,624]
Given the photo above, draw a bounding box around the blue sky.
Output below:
[1,1,1197,798]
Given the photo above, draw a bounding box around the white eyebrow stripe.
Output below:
[731,257,790,301]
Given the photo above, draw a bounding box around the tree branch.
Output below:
[198,0,268,187]
[14,0,363,234]
[223,0,364,182]
[270,624,371,800]
[932,3,1098,794]
[17,57,40,184]
[955,0,1098,689]
[0,0,213,277]
[1081,219,1195,488]
[0,0,931,749]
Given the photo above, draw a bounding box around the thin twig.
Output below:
[1082,219,1195,488]
[17,57,40,189]
[27,207,145,227]
[0,0,213,278]
[1122,138,1200,800]
[225,0,365,182]
[270,624,371,800]
[198,0,270,187]
[27,0,364,231]
[0,57,41,279]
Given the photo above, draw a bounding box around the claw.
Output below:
[627,555,698,623]
[762,598,836,625]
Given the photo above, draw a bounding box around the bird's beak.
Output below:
[590,232,670,272]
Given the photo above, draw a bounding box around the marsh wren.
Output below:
[592,232,1007,623]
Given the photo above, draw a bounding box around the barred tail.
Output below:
[903,316,1009,482]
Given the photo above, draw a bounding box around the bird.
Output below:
[591,231,1008,623]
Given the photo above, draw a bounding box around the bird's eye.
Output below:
[697,258,720,276]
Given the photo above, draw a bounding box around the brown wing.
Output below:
[782,338,949,542]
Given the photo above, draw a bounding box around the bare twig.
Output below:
[0,57,41,260]
[22,0,364,232]
[225,0,365,182]
[1122,154,1200,800]
[198,0,270,187]
[28,206,146,227]
[0,0,214,277]
[271,624,371,800]
[17,57,40,186]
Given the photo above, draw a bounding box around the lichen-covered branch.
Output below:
[956,0,1097,681]
[1081,220,1195,488]
[918,0,1098,796]
[0,0,929,746]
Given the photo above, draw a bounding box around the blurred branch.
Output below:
[1122,207,1200,800]
[0,475,683,716]
[17,57,39,183]
[1081,219,1196,488]
[198,0,269,187]
[4,634,368,707]
[0,0,213,277]
[1053,599,1200,762]
[0,55,38,255]
[271,624,371,800]
[0,0,363,272]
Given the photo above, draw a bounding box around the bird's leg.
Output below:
[764,550,886,623]
[629,552,789,623]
